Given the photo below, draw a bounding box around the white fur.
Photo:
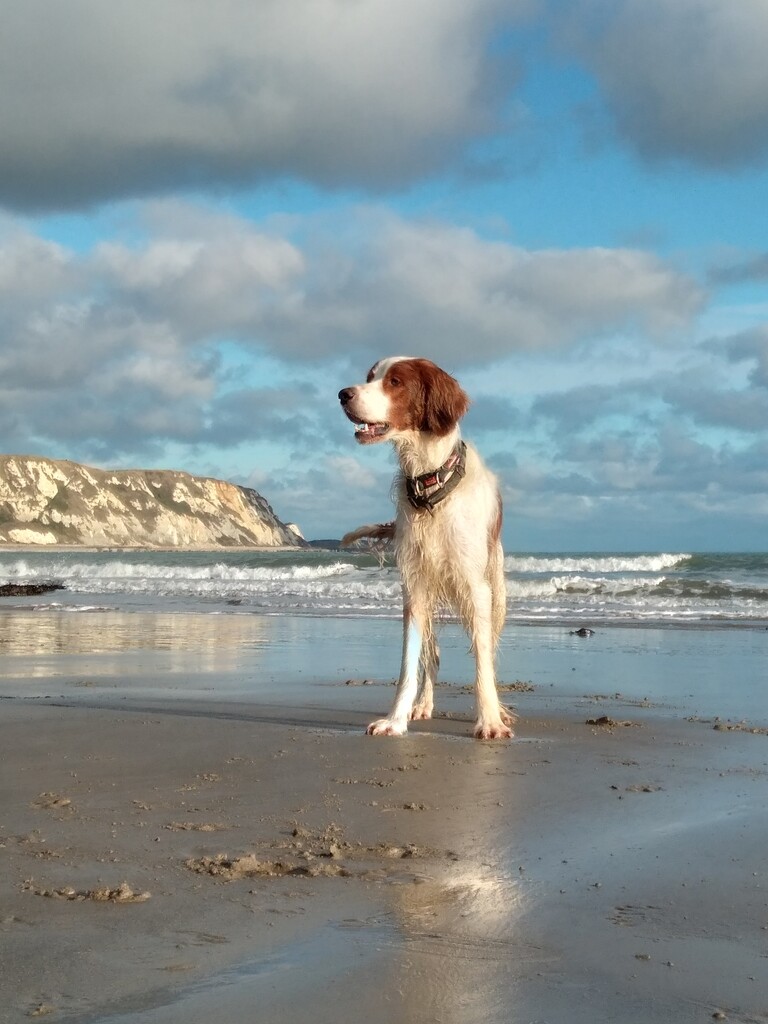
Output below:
[342,355,414,427]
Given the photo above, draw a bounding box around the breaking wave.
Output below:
[505,553,690,574]
[1,549,767,627]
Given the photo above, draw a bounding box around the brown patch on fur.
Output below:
[382,359,469,436]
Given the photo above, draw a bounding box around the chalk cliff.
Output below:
[0,455,304,548]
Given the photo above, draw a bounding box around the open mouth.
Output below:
[354,421,390,443]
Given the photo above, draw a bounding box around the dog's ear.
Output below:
[419,361,470,435]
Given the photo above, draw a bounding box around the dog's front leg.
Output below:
[366,599,424,736]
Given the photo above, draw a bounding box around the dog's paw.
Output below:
[499,703,518,728]
[473,719,514,741]
[366,718,407,737]
[409,703,433,721]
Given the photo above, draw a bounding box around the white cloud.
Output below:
[361,219,703,356]
[325,455,379,492]
[0,222,77,306]
[119,209,699,361]
[13,203,700,368]
[0,202,707,461]
[95,204,305,340]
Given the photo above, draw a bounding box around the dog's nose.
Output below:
[338,388,354,405]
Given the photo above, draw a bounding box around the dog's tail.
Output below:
[340,521,396,548]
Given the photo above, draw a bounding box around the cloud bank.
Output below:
[4,0,768,215]
[0,204,705,459]
[0,0,527,210]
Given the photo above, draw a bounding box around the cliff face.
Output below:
[0,456,304,548]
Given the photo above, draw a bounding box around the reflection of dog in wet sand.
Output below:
[338,356,514,740]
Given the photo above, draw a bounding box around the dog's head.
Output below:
[338,357,470,445]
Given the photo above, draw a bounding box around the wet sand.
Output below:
[2,680,768,1024]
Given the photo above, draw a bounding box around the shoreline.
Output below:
[1,608,767,727]
[0,544,307,554]
[2,687,768,1023]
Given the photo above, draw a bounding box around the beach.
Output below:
[2,606,768,1024]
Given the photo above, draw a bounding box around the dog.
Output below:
[338,356,514,740]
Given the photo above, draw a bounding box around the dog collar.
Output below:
[405,440,467,511]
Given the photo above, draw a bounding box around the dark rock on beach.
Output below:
[0,581,66,597]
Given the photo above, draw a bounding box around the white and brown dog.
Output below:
[338,356,513,740]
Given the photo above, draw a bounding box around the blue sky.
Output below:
[1,0,767,550]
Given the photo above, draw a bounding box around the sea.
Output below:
[1,548,767,628]
[1,548,767,722]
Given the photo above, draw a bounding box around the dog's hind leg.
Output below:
[487,539,517,729]
[464,579,513,741]
[411,633,439,720]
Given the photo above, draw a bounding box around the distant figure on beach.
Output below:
[339,357,513,740]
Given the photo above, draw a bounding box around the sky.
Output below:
[1,0,767,551]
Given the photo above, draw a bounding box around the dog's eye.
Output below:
[389,376,401,387]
